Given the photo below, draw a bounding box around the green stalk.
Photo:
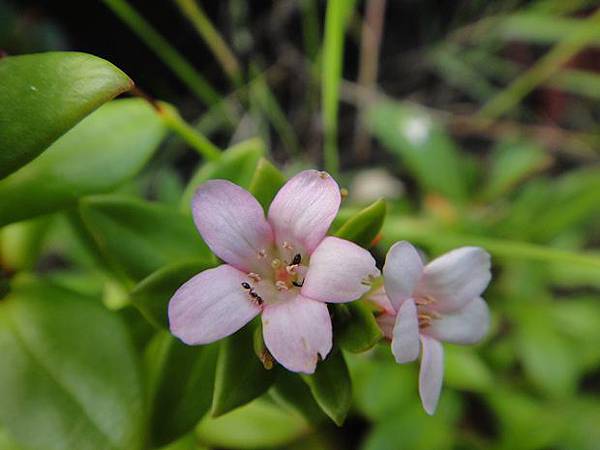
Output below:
[479,8,600,119]
[100,0,221,106]
[381,218,600,270]
[173,0,243,86]
[322,0,349,176]
[157,104,221,161]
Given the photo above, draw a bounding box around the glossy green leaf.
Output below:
[367,101,468,202]
[145,332,219,447]
[0,98,166,227]
[130,259,214,329]
[0,277,145,450]
[197,398,308,449]
[211,319,277,417]
[78,195,213,281]
[333,302,383,353]
[248,158,286,211]
[0,52,132,180]
[302,348,351,425]
[482,139,551,201]
[334,198,386,248]
[181,138,265,209]
[270,371,328,425]
[0,217,50,271]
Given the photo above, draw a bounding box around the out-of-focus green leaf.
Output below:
[0,277,145,450]
[181,138,265,209]
[130,259,213,329]
[516,315,578,398]
[197,398,308,449]
[145,331,219,447]
[0,217,50,271]
[334,199,386,248]
[0,52,132,179]
[302,348,351,426]
[482,139,551,200]
[78,195,213,281]
[367,101,468,203]
[270,371,328,425]
[333,302,383,353]
[444,345,493,393]
[0,427,23,450]
[248,158,286,211]
[0,99,166,227]
[212,319,277,417]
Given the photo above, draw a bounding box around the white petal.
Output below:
[418,247,491,312]
[383,241,424,311]
[391,299,420,363]
[262,295,332,373]
[419,335,444,415]
[267,170,340,254]
[168,265,260,345]
[193,180,273,272]
[425,297,490,344]
[302,237,380,303]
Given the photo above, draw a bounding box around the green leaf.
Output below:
[145,332,219,447]
[302,348,351,426]
[0,98,165,227]
[248,158,287,211]
[211,319,277,417]
[131,259,214,329]
[333,302,383,353]
[444,345,493,393]
[367,101,468,203]
[270,371,328,424]
[181,138,265,210]
[78,195,213,281]
[0,277,145,450]
[0,217,50,271]
[482,139,551,200]
[0,52,133,180]
[196,398,308,449]
[334,198,386,248]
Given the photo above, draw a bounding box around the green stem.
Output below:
[100,0,221,107]
[479,8,600,119]
[381,218,600,270]
[322,0,350,176]
[173,0,243,86]
[158,104,221,161]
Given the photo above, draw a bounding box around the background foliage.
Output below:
[1,0,599,449]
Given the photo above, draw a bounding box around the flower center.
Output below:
[240,243,307,307]
[414,296,441,329]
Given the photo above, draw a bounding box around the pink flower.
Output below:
[375,241,491,414]
[169,170,380,374]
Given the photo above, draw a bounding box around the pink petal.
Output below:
[419,335,444,415]
[267,170,340,254]
[376,312,396,340]
[391,298,420,363]
[261,295,332,373]
[425,297,490,345]
[417,247,491,313]
[368,286,395,315]
[383,241,424,311]
[301,237,380,303]
[193,180,273,272]
[169,265,260,345]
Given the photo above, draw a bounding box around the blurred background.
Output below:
[1,0,600,449]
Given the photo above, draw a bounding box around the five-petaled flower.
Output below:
[373,241,491,415]
[169,170,380,374]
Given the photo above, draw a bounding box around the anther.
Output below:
[292,279,304,288]
[292,253,302,265]
[271,258,281,269]
[248,272,261,282]
[286,264,298,275]
[282,241,294,250]
[241,282,251,290]
[319,171,328,179]
[340,188,349,199]
[257,249,266,259]
[275,281,289,291]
